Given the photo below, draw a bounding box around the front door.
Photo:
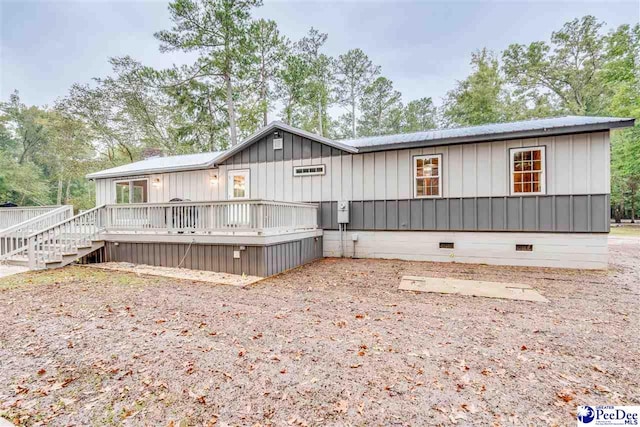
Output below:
[227,170,250,200]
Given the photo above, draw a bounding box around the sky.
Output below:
[1,0,639,119]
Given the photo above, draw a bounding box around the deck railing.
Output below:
[102,200,319,235]
[26,205,105,269]
[0,206,64,230]
[0,205,74,261]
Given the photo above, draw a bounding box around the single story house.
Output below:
[3,115,633,275]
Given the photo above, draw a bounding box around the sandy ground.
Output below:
[0,238,638,426]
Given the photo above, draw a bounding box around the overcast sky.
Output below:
[1,0,639,118]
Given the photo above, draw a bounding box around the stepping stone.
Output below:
[399,276,548,302]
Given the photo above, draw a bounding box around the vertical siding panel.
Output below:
[374,152,386,200]
[571,134,589,194]
[274,157,284,201]
[282,160,293,201]
[554,135,571,194]
[589,133,606,194]
[292,158,302,201]
[317,154,329,201]
[491,141,507,196]
[447,145,463,197]
[331,155,342,201]
[266,162,275,200]
[385,150,398,199]
[462,144,476,197]
[341,154,353,201]
[397,149,411,199]
[476,143,492,197]
[352,154,364,201]
[363,153,375,200]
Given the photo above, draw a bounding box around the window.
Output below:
[293,165,325,176]
[227,170,250,199]
[414,155,442,198]
[511,147,546,195]
[115,179,148,204]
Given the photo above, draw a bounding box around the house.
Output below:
[2,116,634,275]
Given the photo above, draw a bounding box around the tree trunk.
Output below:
[631,194,636,223]
[261,80,268,127]
[317,99,323,136]
[225,74,238,146]
[64,179,71,204]
[57,178,63,205]
[351,99,356,138]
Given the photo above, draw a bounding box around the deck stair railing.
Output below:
[24,205,106,269]
[0,205,74,261]
[0,205,64,230]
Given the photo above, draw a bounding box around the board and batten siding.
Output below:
[94,130,610,204]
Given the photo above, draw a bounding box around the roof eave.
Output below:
[355,119,636,153]
[86,162,219,180]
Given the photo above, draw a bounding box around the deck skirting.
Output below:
[82,235,323,277]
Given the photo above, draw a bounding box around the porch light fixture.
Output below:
[152,178,161,188]
[209,174,218,185]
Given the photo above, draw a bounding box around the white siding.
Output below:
[94,132,611,205]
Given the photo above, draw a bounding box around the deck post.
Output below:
[27,236,36,269]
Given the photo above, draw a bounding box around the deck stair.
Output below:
[0,205,106,271]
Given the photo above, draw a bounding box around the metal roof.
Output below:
[87,116,634,179]
[86,151,225,179]
[339,116,635,151]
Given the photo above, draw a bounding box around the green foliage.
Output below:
[358,77,403,136]
[402,97,437,132]
[443,49,507,126]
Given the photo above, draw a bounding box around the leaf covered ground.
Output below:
[0,238,638,426]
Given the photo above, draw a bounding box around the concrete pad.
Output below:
[0,264,29,279]
[0,417,15,427]
[87,262,263,287]
[399,276,548,302]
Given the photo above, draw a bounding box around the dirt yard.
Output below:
[1,238,638,426]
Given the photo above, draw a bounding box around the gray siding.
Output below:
[316,194,610,233]
[97,236,323,277]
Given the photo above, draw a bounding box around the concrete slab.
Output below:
[0,264,29,280]
[399,276,549,303]
[0,417,15,427]
[86,262,263,287]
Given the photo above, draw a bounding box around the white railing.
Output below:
[26,205,105,269]
[0,206,63,230]
[0,205,74,261]
[103,200,318,235]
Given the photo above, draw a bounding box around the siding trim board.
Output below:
[316,194,610,233]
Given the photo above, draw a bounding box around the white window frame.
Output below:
[113,178,149,204]
[293,164,326,177]
[510,146,546,196]
[227,169,250,200]
[413,154,443,199]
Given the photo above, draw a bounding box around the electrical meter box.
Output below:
[337,201,349,223]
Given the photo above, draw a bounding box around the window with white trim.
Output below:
[293,165,325,176]
[510,146,546,195]
[414,154,442,198]
[115,179,148,204]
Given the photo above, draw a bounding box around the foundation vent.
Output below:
[516,244,533,252]
[439,242,455,249]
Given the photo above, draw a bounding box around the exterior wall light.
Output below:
[152,178,161,187]
[210,174,218,185]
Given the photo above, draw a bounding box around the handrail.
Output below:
[0,206,73,237]
[26,204,106,239]
[0,205,65,230]
[0,206,74,261]
[25,204,107,269]
[104,199,317,209]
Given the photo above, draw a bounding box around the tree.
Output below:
[358,77,403,136]
[334,48,380,138]
[155,0,262,146]
[249,19,288,127]
[402,97,437,132]
[503,16,608,115]
[0,91,48,164]
[443,49,506,126]
[276,54,312,127]
[296,28,333,136]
